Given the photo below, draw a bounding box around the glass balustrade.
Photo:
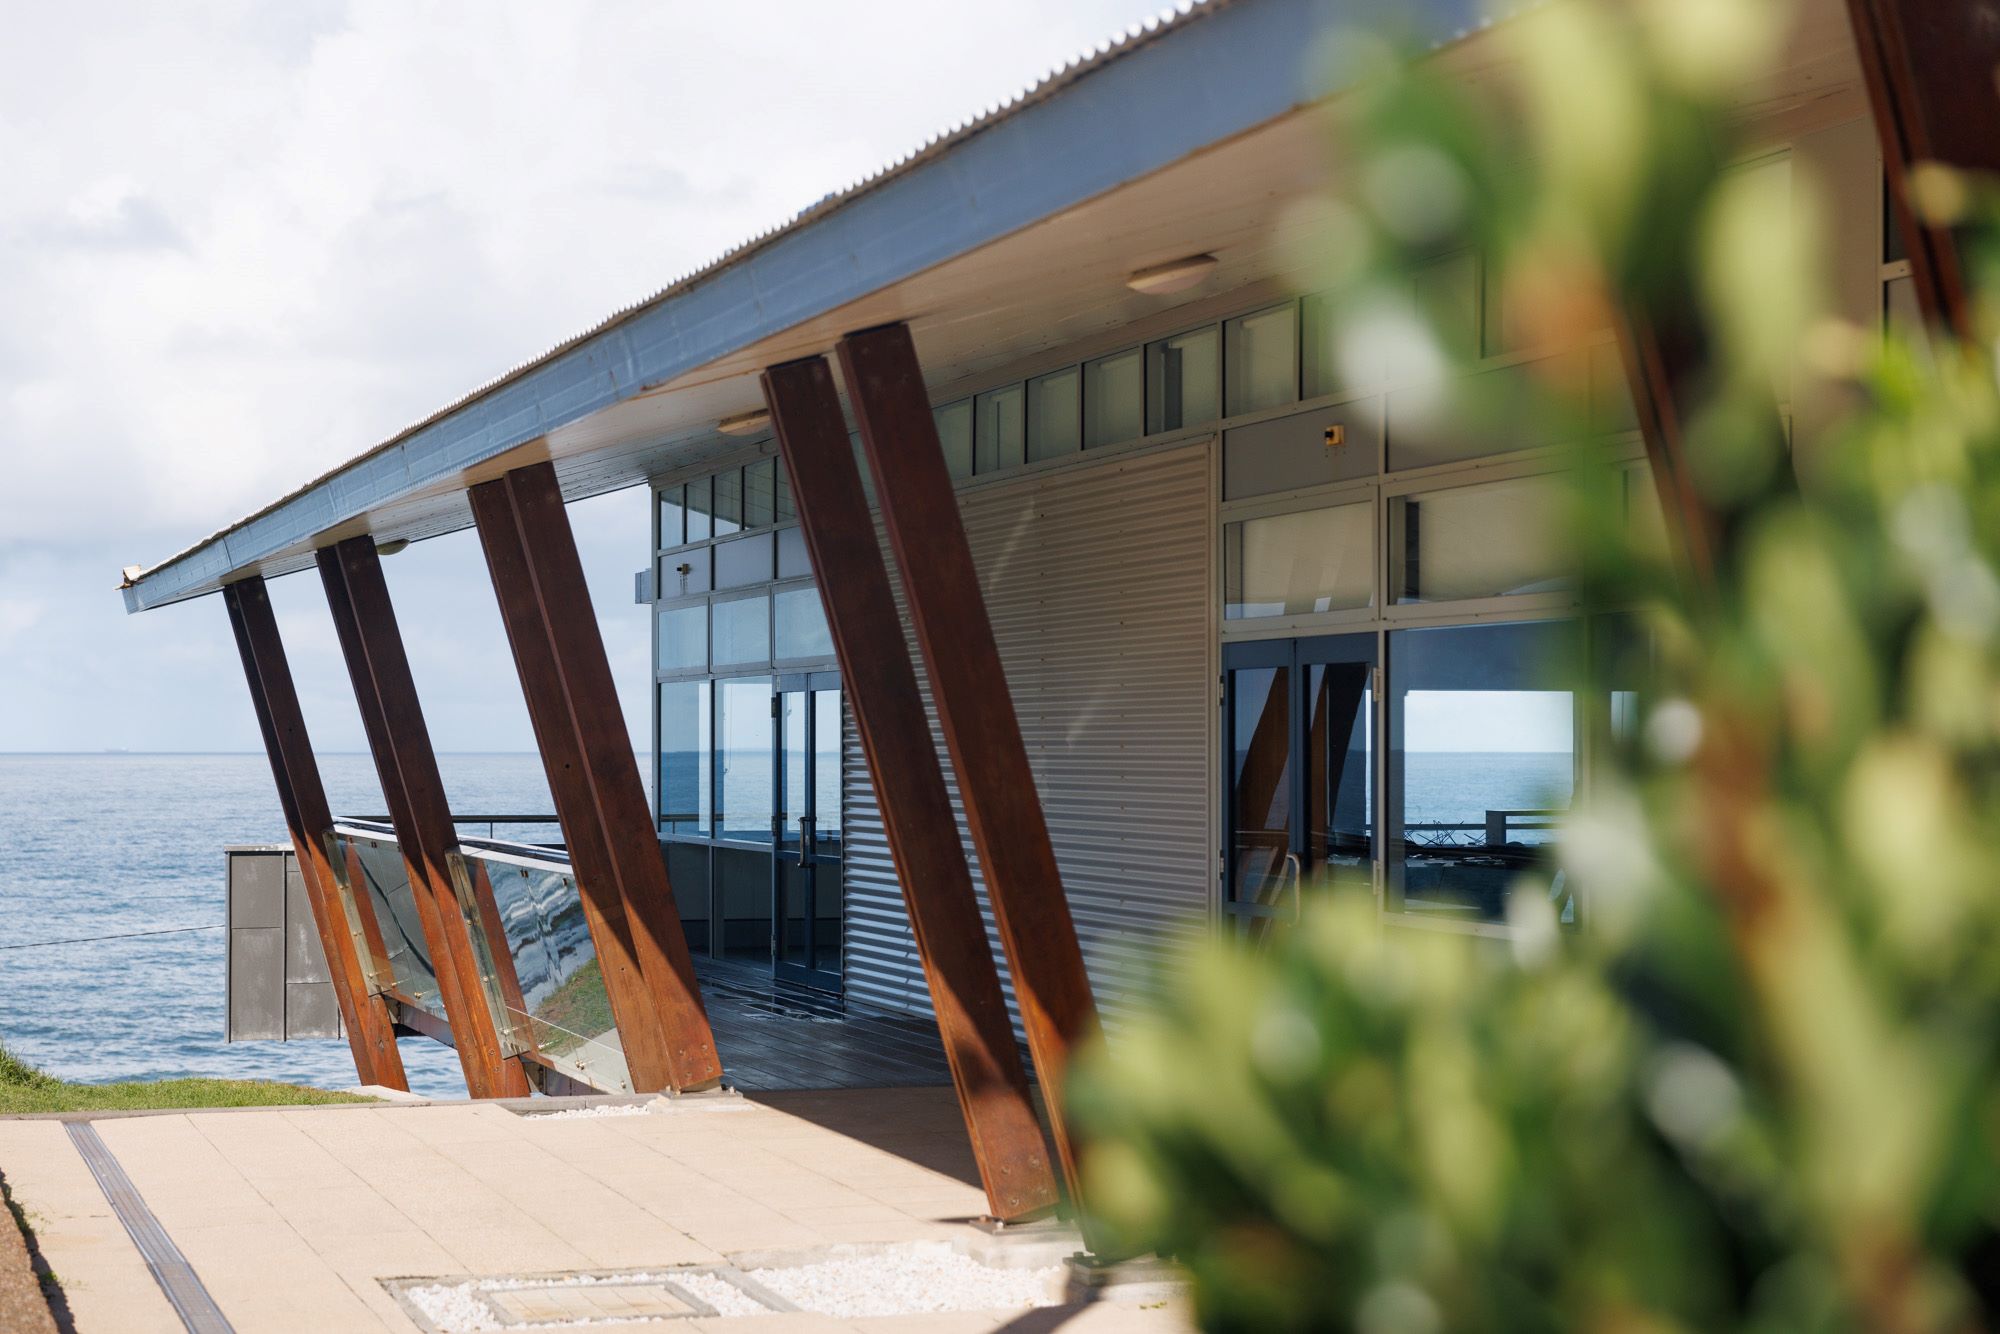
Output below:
[455,841,632,1094]
[326,822,445,1019]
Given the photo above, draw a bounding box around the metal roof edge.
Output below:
[124,0,1494,613]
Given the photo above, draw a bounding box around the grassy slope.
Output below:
[0,1045,372,1115]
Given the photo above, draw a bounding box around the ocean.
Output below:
[0,750,1573,1099]
[0,753,579,1100]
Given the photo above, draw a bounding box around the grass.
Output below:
[0,1044,374,1115]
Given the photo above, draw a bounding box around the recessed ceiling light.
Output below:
[717,409,773,437]
[1125,253,1218,296]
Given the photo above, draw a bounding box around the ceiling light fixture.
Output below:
[1125,253,1218,296]
[375,538,411,557]
[717,409,773,437]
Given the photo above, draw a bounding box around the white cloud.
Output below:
[0,0,1170,751]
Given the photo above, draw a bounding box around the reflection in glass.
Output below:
[1146,326,1220,434]
[777,526,811,580]
[1225,304,1299,417]
[715,676,773,840]
[935,400,975,480]
[744,459,776,528]
[1225,503,1372,620]
[975,384,1026,474]
[714,532,773,589]
[713,468,744,536]
[1227,665,1291,909]
[1307,662,1372,874]
[711,593,770,666]
[1389,620,1576,924]
[1027,367,1081,462]
[775,461,796,521]
[463,847,631,1093]
[328,826,442,1016]
[658,485,686,548]
[1412,250,1479,360]
[658,679,711,834]
[685,474,713,542]
[1390,474,1571,604]
[656,603,706,673]
[1301,292,1344,399]
[716,846,770,959]
[775,585,832,659]
[1084,348,1144,448]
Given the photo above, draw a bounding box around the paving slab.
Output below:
[0,1089,1190,1332]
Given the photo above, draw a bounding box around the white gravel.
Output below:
[522,1103,656,1121]
[746,1243,1063,1318]
[397,1245,1062,1328]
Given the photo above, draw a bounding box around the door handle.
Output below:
[1282,853,1304,925]
[797,815,815,867]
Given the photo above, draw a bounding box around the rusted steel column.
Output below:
[1845,0,2000,341]
[223,577,408,1091]
[317,537,532,1099]
[469,468,722,1093]
[762,355,1060,1222]
[834,324,1100,1211]
[1614,306,1723,590]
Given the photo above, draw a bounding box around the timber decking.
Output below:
[695,959,1029,1094]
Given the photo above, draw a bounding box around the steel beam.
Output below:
[1845,0,2000,341]
[317,537,531,1099]
[469,464,723,1092]
[761,355,1061,1222]
[223,577,408,1090]
[833,324,1100,1214]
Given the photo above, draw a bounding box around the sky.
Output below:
[0,0,1182,753]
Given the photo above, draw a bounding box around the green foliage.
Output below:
[1073,1,2000,1327]
[0,1043,372,1114]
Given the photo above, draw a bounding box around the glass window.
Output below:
[1083,348,1144,448]
[935,400,975,480]
[1388,360,1551,471]
[1389,620,1576,924]
[1589,341,1638,436]
[713,468,744,536]
[975,384,1026,474]
[658,548,710,601]
[656,603,707,674]
[1390,473,1572,605]
[775,461,796,522]
[1227,663,1291,909]
[1225,502,1373,620]
[714,676,773,841]
[744,458,776,528]
[1225,304,1300,417]
[775,585,834,659]
[1146,326,1221,434]
[1027,367,1081,462]
[658,680,711,835]
[658,485,686,548]
[684,474,713,542]
[711,592,770,667]
[1412,250,1479,361]
[777,526,811,580]
[714,532,774,590]
[1301,292,1344,399]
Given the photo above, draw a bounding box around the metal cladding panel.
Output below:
[843,442,1213,1031]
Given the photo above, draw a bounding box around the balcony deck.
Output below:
[694,959,984,1093]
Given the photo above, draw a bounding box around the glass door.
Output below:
[1223,633,1376,937]
[772,672,844,990]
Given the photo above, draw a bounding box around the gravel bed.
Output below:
[396,1244,1061,1328]
[746,1242,1062,1317]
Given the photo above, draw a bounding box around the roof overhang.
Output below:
[121,0,1862,612]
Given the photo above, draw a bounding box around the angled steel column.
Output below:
[223,577,408,1091]
[317,537,532,1099]
[834,324,1100,1213]
[469,464,723,1092]
[762,356,1060,1222]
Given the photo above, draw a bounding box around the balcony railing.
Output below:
[323,819,632,1094]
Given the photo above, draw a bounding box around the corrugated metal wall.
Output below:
[842,441,1214,1031]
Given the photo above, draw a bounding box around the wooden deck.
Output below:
[694,958,1002,1092]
